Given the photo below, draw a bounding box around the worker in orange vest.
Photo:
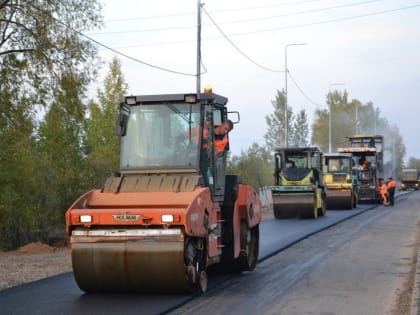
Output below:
[379,178,388,206]
[387,177,397,206]
[214,120,233,156]
[177,119,233,156]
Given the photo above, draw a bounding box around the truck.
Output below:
[338,135,384,203]
[271,147,326,219]
[400,168,419,190]
[65,89,262,293]
[323,153,359,209]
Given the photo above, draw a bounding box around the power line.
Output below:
[287,71,323,107]
[105,0,324,22]
[202,6,282,73]
[62,24,198,77]
[224,3,420,38]
[28,3,198,77]
[93,0,382,36]
[101,3,420,49]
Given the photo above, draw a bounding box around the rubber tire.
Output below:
[317,197,326,217]
[234,222,259,272]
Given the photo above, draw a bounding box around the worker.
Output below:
[177,119,233,156]
[214,120,233,156]
[358,156,368,170]
[379,178,388,206]
[331,161,339,171]
[387,177,397,206]
[362,159,369,169]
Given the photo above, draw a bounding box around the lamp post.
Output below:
[196,0,202,95]
[284,43,306,147]
[328,83,344,153]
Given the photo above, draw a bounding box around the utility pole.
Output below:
[355,104,358,134]
[196,0,202,95]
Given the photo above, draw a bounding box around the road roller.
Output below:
[65,89,262,293]
[271,147,326,219]
[323,153,359,209]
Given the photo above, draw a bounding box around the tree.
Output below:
[312,90,355,152]
[85,57,128,187]
[0,56,41,249]
[264,90,292,150]
[227,143,273,190]
[407,157,420,169]
[0,0,102,107]
[311,90,406,178]
[35,72,89,239]
[290,109,309,147]
[0,0,103,250]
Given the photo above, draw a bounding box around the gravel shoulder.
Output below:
[0,242,72,291]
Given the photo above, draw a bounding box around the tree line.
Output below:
[0,0,120,250]
[227,89,407,190]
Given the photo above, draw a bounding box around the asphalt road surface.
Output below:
[1,194,416,315]
[170,191,419,315]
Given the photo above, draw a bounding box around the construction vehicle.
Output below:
[271,147,326,219]
[65,89,262,293]
[323,153,359,209]
[338,135,384,203]
[400,168,419,190]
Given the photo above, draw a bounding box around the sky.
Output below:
[88,0,420,163]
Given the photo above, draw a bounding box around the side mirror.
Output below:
[227,111,240,124]
[115,103,130,136]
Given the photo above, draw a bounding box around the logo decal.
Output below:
[112,214,141,222]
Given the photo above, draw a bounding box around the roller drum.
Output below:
[326,190,353,209]
[71,235,189,293]
[272,193,316,219]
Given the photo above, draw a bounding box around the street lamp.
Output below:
[328,83,344,153]
[284,42,306,147]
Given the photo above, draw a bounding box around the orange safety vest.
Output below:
[215,135,228,154]
[380,184,388,200]
[184,123,228,154]
[387,180,396,189]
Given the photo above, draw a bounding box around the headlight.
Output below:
[161,214,174,223]
[80,215,92,223]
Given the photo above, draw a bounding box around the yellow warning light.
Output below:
[203,85,213,93]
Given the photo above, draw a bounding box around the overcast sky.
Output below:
[90,0,420,162]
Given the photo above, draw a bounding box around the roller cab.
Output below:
[271,147,326,219]
[65,91,262,293]
[323,153,359,209]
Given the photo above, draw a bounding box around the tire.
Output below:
[317,196,326,216]
[234,222,259,272]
